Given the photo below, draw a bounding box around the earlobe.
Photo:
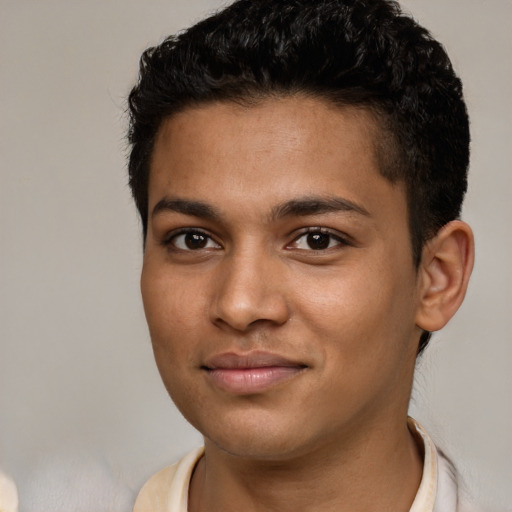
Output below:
[415,220,475,332]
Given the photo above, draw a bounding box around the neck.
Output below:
[189,415,423,512]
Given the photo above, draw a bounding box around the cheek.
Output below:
[141,269,205,407]
[294,268,384,328]
[293,265,418,419]
[293,260,417,358]
[141,268,202,359]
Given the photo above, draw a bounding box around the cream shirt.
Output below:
[133,420,478,512]
[0,471,18,512]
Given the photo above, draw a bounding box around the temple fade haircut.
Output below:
[127,0,470,353]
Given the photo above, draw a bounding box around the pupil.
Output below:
[307,232,330,250]
[185,233,207,249]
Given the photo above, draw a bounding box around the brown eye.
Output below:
[184,232,208,249]
[289,229,348,251]
[169,231,221,251]
[306,232,330,250]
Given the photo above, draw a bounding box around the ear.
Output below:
[415,220,475,332]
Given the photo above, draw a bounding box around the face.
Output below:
[141,96,424,461]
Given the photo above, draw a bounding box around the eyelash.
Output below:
[288,228,351,251]
[162,228,221,251]
[162,227,351,253]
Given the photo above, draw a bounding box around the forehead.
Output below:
[148,96,405,224]
[154,95,381,160]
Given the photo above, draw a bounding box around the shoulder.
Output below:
[133,464,179,512]
[0,470,18,512]
[133,447,204,512]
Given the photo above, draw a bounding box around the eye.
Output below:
[289,229,347,251]
[167,230,221,251]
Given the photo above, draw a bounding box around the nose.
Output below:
[210,249,290,332]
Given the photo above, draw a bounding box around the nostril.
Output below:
[211,293,290,332]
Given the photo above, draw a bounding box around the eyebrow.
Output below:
[151,195,370,222]
[271,196,370,220]
[151,198,221,220]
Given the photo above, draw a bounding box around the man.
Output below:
[127,1,476,510]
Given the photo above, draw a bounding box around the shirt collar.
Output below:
[155,419,460,512]
[408,417,459,512]
[408,417,438,512]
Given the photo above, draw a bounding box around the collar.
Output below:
[408,417,459,512]
[134,418,463,512]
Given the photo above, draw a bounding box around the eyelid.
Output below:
[162,227,222,250]
[287,227,352,250]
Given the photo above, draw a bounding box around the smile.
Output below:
[202,352,307,394]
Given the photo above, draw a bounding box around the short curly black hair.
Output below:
[127,0,470,353]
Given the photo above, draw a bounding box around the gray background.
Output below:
[1,1,510,510]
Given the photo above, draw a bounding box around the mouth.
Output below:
[202,351,308,394]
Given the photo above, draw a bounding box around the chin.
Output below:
[196,411,320,462]
[210,434,305,461]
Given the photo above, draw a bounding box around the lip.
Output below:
[202,351,307,394]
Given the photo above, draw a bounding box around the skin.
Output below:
[141,96,474,512]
